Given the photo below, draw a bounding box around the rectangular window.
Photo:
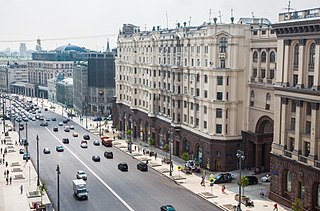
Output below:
[204,90,208,98]
[304,141,310,157]
[291,100,296,113]
[220,60,225,68]
[289,137,295,151]
[204,75,208,83]
[299,182,305,200]
[217,76,223,85]
[216,108,222,118]
[253,68,257,77]
[308,76,314,88]
[204,121,207,129]
[261,69,266,78]
[216,124,222,134]
[184,101,187,108]
[190,103,193,110]
[270,69,274,79]
[306,121,311,134]
[306,103,311,116]
[204,106,207,114]
[196,89,200,97]
[195,118,199,126]
[196,104,199,111]
[293,74,298,86]
[184,114,187,122]
[217,92,223,100]
[290,118,296,130]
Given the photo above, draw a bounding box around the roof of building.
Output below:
[58,77,73,86]
[55,44,86,52]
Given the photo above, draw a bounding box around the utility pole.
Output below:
[56,165,61,211]
[169,127,173,176]
[36,135,40,187]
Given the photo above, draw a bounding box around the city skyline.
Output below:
[0,0,318,52]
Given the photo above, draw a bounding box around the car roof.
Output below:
[77,170,85,174]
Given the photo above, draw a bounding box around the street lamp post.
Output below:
[236,150,245,211]
[169,127,173,176]
[56,165,61,211]
[36,135,40,187]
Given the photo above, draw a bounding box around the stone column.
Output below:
[312,39,320,90]
[265,49,270,79]
[280,98,288,146]
[294,100,303,158]
[310,103,319,159]
[297,39,306,88]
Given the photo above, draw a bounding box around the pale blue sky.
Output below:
[0,0,318,51]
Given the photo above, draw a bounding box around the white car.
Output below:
[261,174,271,182]
[76,170,87,180]
[81,141,88,148]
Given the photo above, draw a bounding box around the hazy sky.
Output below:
[0,0,318,51]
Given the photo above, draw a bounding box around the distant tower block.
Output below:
[106,38,110,52]
[36,37,42,51]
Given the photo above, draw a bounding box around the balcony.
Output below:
[284,150,292,158]
[298,155,308,164]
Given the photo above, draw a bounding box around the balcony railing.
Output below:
[284,150,292,158]
[298,155,308,164]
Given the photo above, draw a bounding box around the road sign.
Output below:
[177,166,182,171]
[209,177,214,187]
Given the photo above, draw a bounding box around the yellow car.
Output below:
[73,132,79,137]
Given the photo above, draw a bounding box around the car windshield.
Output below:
[77,189,87,193]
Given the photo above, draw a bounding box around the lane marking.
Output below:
[45,128,134,211]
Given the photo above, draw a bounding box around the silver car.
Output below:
[76,170,87,180]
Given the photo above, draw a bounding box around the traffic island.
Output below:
[198,192,217,199]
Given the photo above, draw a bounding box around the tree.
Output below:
[148,137,155,146]
[163,144,169,158]
[181,152,190,161]
[240,176,249,196]
[38,183,47,206]
[291,198,304,211]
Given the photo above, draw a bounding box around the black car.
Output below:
[246,176,258,185]
[62,138,69,144]
[43,148,51,154]
[137,162,148,171]
[63,119,68,124]
[93,140,100,146]
[118,162,128,171]
[92,155,101,162]
[44,108,48,111]
[51,117,56,121]
[104,151,113,159]
[160,205,176,211]
[214,173,233,184]
[83,134,90,140]
[53,127,58,132]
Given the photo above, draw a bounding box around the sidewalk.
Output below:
[0,121,52,211]
[40,97,290,211]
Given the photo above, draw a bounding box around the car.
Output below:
[64,126,70,132]
[51,117,56,121]
[160,205,176,211]
[72,132,79,137]
[43,148,51,154]
[44,108,48,111]
[23,153,30,160]
[214,173,233,184]
[104,151,113,159]
[92,155,101,162]
[46,118,50,121]
[62,138,69,144]
[53,127,58,132]
[70,125,75,130]
[40,121,48,126]
[261,174,271,182]
[137,162,148,171]
[56,145,64,152]
[37,110,41,113]
[63,119,68,124]
[81,140,88,148]
[19,124,24,131]
[19,148,25,154]
[32,117,36,121]
[246,176,258,185]
[118,162,128,171]
[58,122,63,126]
[93,140,100,146]
[76,170,87,180]
[83,134,90,140]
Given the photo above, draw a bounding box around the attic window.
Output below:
[253,31,258,35]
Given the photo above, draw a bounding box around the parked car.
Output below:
[76,170,87,180]
[92,155,101,162]
[185,160,196,170]
[53,127,58,132]
[19,148,25,154]
[261,174,271,182]
[214,173,233,184]
[93,140,100,146]
[160,205,176,211]
[137,162,148,171]
[72,132,79,137]
[51,117,56,121]
[23,152,30,160]
[44,108,48,111]
[43,148,51,154]
[92,116,102,121]
[83,134,90,140]
[56,145,64,152]
[62,138,69,144]
[104,151,113,159]
[63,119,68,124]
[246,176,258,185]
[118,162,128,171]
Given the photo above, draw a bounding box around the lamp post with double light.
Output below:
[236,149,245,211]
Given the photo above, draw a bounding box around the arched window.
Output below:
[253,51,258,62]
[261,51,267,63]
[265,93,271,110]
[250,91,255,106]
[309,43,316,71]
[219,37,227,53]
[270,51,276,63]
[286,171,292,192]
[293,44,299,69]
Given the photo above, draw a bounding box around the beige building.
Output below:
[270,8,320,210]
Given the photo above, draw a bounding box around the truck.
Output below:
[73,179,88,200]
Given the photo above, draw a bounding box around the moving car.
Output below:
[43,148,51,154]
[62,138,69,144]
[160,205,176,211]
[104,151,113,159]
[261,174,271,182]
[64,126,70,132]
[56,145,64,152]
[246,176,258,185]
[51,117,56,121]
[118,162,128,171]
[73,179,88,200]
[92,155,101,162]
[63,119,68,124]
[72,132,79,137]
[40,121,48,126]
[70,125,75,130]
[83,134,90,140]
[81,140,88,148]
[93,140,100,146]
[213,173,233,184]
[58,122,63,126]
[53,127,58,132]
[76,170,87,180]
[137,162,148,171]
[102,138,112,147]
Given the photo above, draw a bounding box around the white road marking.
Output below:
[46,128,134,211]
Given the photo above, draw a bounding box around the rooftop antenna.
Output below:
[252,12,255,18]
[283,1,294,13]
[166,11,169,29]
[231,9,234,23]
[209,9,212,23]
[218,11,222,23]
[189,16,191,26]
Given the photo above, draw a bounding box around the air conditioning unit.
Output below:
[219,53,226,59]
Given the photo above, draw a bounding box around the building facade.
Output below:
[115,22,256,171]
[270,8,320,210]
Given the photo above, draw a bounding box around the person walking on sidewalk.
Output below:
[201,175,205,186]
[4,170,6,178]
[6,169,9,177]
[6,177,8,185]
[222,185,226,193]
[20,185,23,194]
[273,203,278,211]
[154,152,157,160]
[5,161,8,168]
[9,176,12,185]
[0,147,2,154]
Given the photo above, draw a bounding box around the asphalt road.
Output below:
[19,109,219,211]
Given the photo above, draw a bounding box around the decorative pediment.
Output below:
[214,30,233,38]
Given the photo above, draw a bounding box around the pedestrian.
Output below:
[1,140,2,145]
[260,188,264,198]
[143,149,145,155]
[3,140,6,145]
[0,147,2,154]
[222,185,226,193]
[273,203,278,211]
[155,152,157,160]
[134,146,137,151]
[5,161,8,168]
[6,169,9,177]
[6,177,8,185]
[20,185,23,194]
[201,175,205,186]
[146,160,149,165]
[9,176,12,185]
[4,170,6,178]
[2,153,4,159]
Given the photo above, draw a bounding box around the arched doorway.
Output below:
[195,144,203,165]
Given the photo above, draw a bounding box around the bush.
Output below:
[291,198,304,211]
[181,152,189,161]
